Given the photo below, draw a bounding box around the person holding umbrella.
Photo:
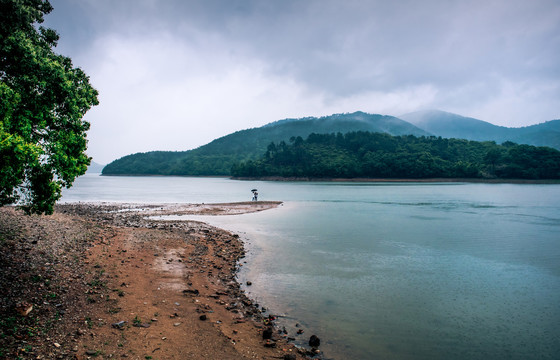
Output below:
[251,189,258,201]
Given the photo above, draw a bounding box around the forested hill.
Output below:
[102,110,560,176]
[102,112,428,175]
[231,132,560,180]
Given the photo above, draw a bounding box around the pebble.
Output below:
[173,322,181,326]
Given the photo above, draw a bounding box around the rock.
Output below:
[182,289,199,296]
[111,321,127,329]
[309,334,321,347]
[15,301,33,316]
[264,339,276,348]
[262,327,273,340]
[199,314,207,321]
[133,323,151,328]
[85,350,98,355]
[246,281,252,286]
[284,355,297,360]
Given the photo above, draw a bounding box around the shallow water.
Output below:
[63,175,560,359]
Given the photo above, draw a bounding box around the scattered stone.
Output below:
[133,322,151,328]
[309,334,321,347]
[284,354,297,360]
[246,281,252,286]
[264,339,276,348]
[173,322,181,327]
[85,350,98,355]
[262,327,273,340]
[199,314,207,321]
[15,301,33,316]
[182,289,199,296]
[111,321,127,329]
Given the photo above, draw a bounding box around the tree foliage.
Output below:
[0,0,98,214]
[102,112,429,176]
[231,132,560,180]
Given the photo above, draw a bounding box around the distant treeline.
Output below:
[231,132,560,179]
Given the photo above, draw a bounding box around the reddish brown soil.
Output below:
[0,203,312,360]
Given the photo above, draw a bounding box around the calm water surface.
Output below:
[62,175,560,360]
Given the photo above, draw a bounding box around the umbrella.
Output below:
[251,189,258,192]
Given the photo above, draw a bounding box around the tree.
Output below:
[484,148,502,174]
[0,0,98,214]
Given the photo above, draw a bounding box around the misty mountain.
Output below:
[401,110,560,149]
[86,161,105,174]
[102,112,428,175]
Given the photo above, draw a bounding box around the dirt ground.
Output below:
[0,202,319,360]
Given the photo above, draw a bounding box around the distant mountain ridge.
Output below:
[400,110,560,149]
[86,161,105,173]
[102,110,560,176]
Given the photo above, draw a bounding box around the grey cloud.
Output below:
[43,0,560,162]
[48,0,560,94]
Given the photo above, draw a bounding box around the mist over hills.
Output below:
[400,110,560,149]
[86,161,105,174]
[102,110,560,176]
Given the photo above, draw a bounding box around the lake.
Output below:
[62,174,560,360]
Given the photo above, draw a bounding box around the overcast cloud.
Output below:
[44,0,560,164]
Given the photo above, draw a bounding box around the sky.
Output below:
[43,0,560,164]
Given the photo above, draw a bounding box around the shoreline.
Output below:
[90,173,560,184]
[232,176,560,184]
[0,202,319,359]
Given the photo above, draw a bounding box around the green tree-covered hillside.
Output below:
[231,132,560,180]
[102,112,428,175]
